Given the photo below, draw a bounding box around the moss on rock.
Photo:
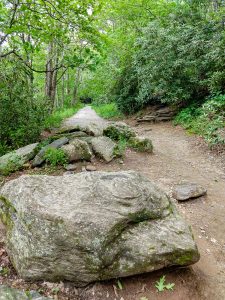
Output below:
[129,137,153,153]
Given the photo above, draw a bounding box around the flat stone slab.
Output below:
[0,171,199,286]
[173,182,207,201]
[0,143,38,174]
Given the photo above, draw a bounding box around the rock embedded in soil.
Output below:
[32,137,69,167]
[65,164,77,171]
[0,143,38,174]
[0,171,200,286]
[103,121,136,141]
[173,182,207,201]
[85,165,97,171]
[129,136,153,153]
[62,139,92,162]
[91,136,116,162]
[0,285,51,300]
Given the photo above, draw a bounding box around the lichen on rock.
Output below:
[0,171,200,286]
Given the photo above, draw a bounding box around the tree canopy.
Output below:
[0,0,225,154]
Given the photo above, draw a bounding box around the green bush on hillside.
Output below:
[174,95,225,146]
[113,20,225,114]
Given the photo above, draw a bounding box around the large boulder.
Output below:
[91,136,116,162]
[61,139,92,162]
[32,137,69,167]
[0,171,199,286]
[0,285,51,300]
[0,143,38,175]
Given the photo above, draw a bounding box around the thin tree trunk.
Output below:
[66,70,70,95]
[45,42,59,110]
[62,72,65,107]
[72,68,81,106]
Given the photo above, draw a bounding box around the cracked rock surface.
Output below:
[0,171,199,286]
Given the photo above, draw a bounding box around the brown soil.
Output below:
[0,119,225,300]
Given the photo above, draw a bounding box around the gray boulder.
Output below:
[0,285,51,300]
[173,183,207,201]
[32,137,69,167]
[91,136,116,162]
[0,171,199,286]
[0,143,38,174]
[61,139,92,162]
[103,122,136,141]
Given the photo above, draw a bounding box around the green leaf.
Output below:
[155,275,166,292]
[165,283,175,290]
[155,275,175,292]
[117,279,123,290]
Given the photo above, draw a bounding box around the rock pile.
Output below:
[0,118,153,175]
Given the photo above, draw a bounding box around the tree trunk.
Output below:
[72,68,81,106]
[62,72,65,108]
[66,70,70,95]
[45,42,59,110]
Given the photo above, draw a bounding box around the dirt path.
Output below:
[0,109,224,300]
[86,120,225,300]
[62,106,106,129]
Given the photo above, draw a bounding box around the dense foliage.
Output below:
[174,95,225,146]
[0,59,46,155]
[0,0,225,153]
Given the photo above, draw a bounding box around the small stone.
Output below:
[63,171,74,176]
[173,182,207,201]
[65,164,77,171]
[210,238,217,244]
[86,165,97,172]
[118,160,124,165]
[82,166,86,172]
[23,163,30,169]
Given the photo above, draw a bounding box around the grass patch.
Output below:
[44,103,85,130]
[92,102,123,119]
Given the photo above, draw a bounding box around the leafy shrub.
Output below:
[1,153,23,176]
[114,138,127,157]
[0,59,47,156]
[174,95,225,146]
[44,148,68,167]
